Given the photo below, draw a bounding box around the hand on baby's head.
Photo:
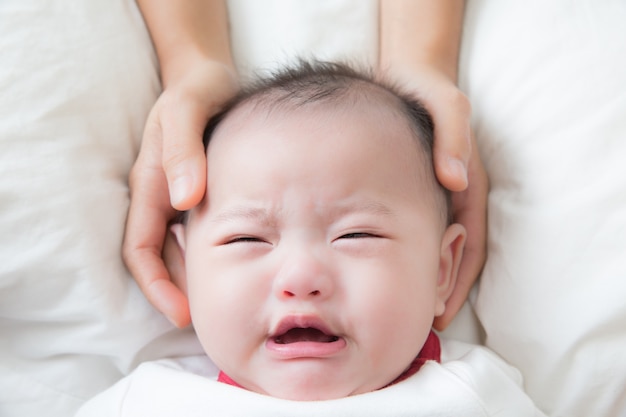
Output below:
[171,62,466,400]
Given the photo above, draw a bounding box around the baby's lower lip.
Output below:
[266,337,347,359]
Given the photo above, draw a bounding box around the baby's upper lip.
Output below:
[271,315,338,341]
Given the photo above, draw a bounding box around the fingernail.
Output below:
[449,158,468,188]
[170,175,191,207]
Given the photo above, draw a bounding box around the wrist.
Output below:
[158,57,239,121]
[160,50,236,91]
[379,0,464,84]
[382,55,458,85]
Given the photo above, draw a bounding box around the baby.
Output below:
[76,61,545,416]
[170,60,465,400]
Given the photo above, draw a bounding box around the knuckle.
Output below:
[127,163,142,190]
[121,239,138,270]
[162,143,190,173]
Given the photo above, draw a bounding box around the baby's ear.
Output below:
[164,223,188,295]
[170,223,187,253]
[435,223,467,317]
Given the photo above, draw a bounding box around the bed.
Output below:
[1,1,625,416]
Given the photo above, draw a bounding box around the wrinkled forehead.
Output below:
[205,94,450,227]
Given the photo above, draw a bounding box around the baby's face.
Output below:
[177,101,460,400]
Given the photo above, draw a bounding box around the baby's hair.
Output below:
[196,60,451,225]
[205,61,435,160]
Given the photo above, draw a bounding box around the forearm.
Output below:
[137,0,234,87]
[379,0,465,82]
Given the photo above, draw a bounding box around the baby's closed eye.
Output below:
[332,230,390,257]
[225,236,268,244]
[337,232,380,239]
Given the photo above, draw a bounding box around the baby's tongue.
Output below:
[277,327,335,344]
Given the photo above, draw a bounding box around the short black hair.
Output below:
[199,60,451,225]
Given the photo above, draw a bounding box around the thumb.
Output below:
[160,100,209,211]
[429,90,472,192]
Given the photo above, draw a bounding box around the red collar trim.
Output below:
[218,330,441,389]
[385,330,441,387]
[217,370,242,388]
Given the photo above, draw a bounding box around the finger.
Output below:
[123,135,191,327]
[160,95,210,211]
[433,136,488,330]
[147,279,191,328]
[162,228,188,295]
[428,89,472,192]
[123,197,191,327]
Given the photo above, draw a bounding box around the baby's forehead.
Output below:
[209,87,433,184]
[214,86,417,142]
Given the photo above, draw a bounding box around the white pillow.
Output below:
[461,1,626,415]
[0,2,201,417]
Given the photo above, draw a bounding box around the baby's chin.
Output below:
[246,379,384,401]
[260,387,354,401]
[221,359,402,400]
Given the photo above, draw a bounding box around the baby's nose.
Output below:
[273,251,334,301]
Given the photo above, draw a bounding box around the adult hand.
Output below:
[123,61,238,327]
[379,0,486,330]
[387,65,488,331]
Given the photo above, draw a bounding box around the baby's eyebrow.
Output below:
[209,206,276,227]
[207,200,395,227]
[330,200,396,219]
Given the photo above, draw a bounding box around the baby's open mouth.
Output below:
[268,318,347,358]
[274,327,340,344]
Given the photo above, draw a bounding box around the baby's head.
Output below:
[171,61,466,400]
